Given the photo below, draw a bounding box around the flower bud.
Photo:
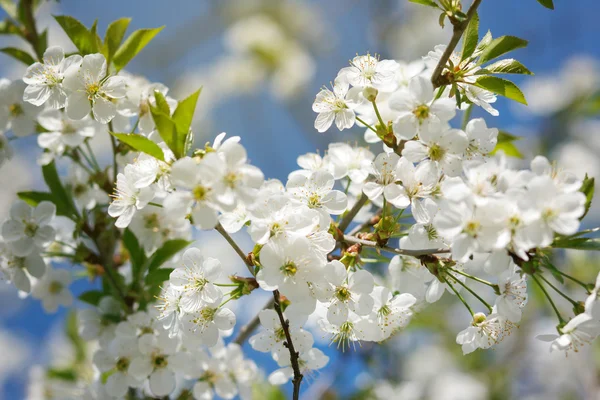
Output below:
[362,86,378,102]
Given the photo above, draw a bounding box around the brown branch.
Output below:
[273,290,303,400]
[215,223,255,275]
[430,0,484,88]
[20,0,43,60]
[338,193,369,233]
[343,234,450,257]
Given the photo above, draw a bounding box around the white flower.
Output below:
[256,236,324,303]
[63,53,127,123]
[318,312,377,349]
[191,350,237,400]
[530,155,581,193]
[389,254,434,301]
[537,313,600,353]
[68,164,107,210]
[156,283,183,338]
[465,118,498,158]
[164,154,228,230]
[115,310,160,339]
[315,260,375,325]
[23,46,82,108]
[269,348,329,385]
[402,127,468,177]
[362,152,410,208]
[464,84,499,116]
[169,248,222,313]
[0,241,46,292]
[395,157,439,223]
[327,142,374,183]
[286,170,348,219]
[128,205,190,254]
[78,297,120,347]
[0,79,41,137]
[338,54,398,91]
[389,76,456,140]
[128,333,191,397]
[249,309,313,359]
[456,312,505,354]
[1,200,56,257]
[181,305,236,347]
[372,286,416,340]
[37,109,96,162]
[494,267,527,322]
[93,337,143,397]
[585,272,600,320]
[312,78,357,132]
[31,267,73,313]
[108,165,155,228]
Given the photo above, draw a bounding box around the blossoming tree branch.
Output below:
[0,0,597,398]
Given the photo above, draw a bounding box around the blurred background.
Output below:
[1,0,600,399]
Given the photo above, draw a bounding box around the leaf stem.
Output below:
[448,272,493,313]
[214,223,254,275]
[355,116,378,134]
[531,274,565,324]
[343,234,450,257]
[446,278,474,317]
[538,274,579,307]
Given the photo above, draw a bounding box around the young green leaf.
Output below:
[145,268,173,286]
[150,106,180,157]
[103,17,131,62]
[0,47,35,65]
[153,90,171,115]
[89,20,103,54]
[42,161,79,219]
[461,12,479,61]
[552,237,600,251]
[53,15,98,55]
[78,290,104,306]
[18,191,72,217]
[408,0,439,8]
[123,229,146,279]
[112,26,164,72]
[537,0,554,9]
[490,131,523,158]
[147,239,190,273]
[110,132,165,161]
[478,36,528,65]
[171,88,202,143]
[475,30,493,55]
[482,58,533,75]
[474,76,528,105]
[580,174,595,220]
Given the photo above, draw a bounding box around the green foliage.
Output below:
[0,46,35,65]
[490,131,523,158]
[41,161,79,219]
[580,174,595,220]
[252,383,287,400]
[103,17,130,63]
[17,190,72,217]
[154,90,171,115]
[408,0,439,8]
[461,12,479,61]
[150,88,201,159]
[53,15,100,55]
[145,267,173,287]
[477,35,528,65]
[480,58,533,75]
[112,26,164,71]
[0,0,17,20]
[110,132,165,161]
[474,76,528,105]
[552,237,600,251]
[78,290,104,306]
[537,0,554,9]
[123,229,146,280]
[146,239,190,273]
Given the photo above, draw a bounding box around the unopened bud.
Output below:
[363,86,378,102]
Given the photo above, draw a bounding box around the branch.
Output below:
[233,297,275,345]
[215,223,255,275]
[343,235,450,257]
[273,290,303,400]
[338,193,369,233]
[430,0,483,88]
[20,0,43,60]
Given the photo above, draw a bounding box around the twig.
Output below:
[233,297,275,345]
[20,0,43,60]
[273,290,303,400]
[215,223,254,275]
[430,0,484,88]
[343,234,450,257]
[108,122,119,184]
[338,193,368,233]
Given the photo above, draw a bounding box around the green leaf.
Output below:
[483,58,533,75]
[552,237,600,251]
[171,88,201,154]
[103,17,130,62]
[0,0,17,19]
[145,268,173,287]
[112,26,164,72]
[478,36,528,65]
[490,131,523,158]
[53,15,98,55]
[475,30,493,55]
[123,229,145,279]
[580,174,595,220]
[408,0,439,8]
[153,90,171,115]
[110,132,165,161]
[0,19,22,36]
[78,290,104,306]
[0,47,35,65]
[17,191,72,217]
[474,76,528,105]
[41,161,78,219]
[47,368,77,382]
[461,12,479,61]
[537,0,554,9]
[150,106,180,157]
[89,19,103,54]
[147,239,190,273]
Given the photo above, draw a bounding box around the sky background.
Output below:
[0,0,599,398]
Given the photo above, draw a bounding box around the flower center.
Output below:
[193,185,208,201]
[200,307,217,322]
[144,213,161,232]
[464,220,480,237]
[275,327,286,341]
[48,281,63,294]
[73,184,87,197]
[413,104,430,122]
[428,143,445,162]
[335,286,351,302]
[86,82,101,99]
[152,354,168,369]
[307,193,321,208]
[224,172,239,189]
[116,357,130,372]
[9,103,23,117]
[281,262,298,277]
[24,223,38,237]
